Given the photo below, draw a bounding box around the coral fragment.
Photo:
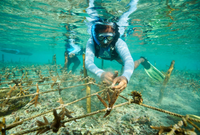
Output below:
[28,83,40,107]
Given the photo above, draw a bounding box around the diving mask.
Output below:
[97,33,115,41]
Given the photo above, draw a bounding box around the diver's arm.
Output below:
[85,38,104,78]
[115,38,134,82]
[68,43,81,55]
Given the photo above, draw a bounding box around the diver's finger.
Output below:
[111,78,119,87]
[105,79,111,85]
[118,84,126,92]
[106,76,113,82]
[119,88,123,92]
[119,85,126,92]
[112,81,125,89]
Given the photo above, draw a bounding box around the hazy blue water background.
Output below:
[0,0,200,72]
[0,0,200,134]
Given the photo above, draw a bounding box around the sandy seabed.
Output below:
[0,64,200,135]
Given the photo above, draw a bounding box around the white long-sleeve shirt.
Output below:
[85,37,134,82]
[85,0,139,82]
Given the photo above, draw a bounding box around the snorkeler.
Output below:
[85,0,145,92]
[63,23,84,73]
[64,38,84,73]
[64,26,84,74]
[85,20,146,91]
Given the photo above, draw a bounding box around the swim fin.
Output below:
[187,114,200,120]
[141,57,165,82]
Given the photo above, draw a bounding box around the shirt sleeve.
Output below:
[68,43,81,55]
[115,38,134,82]
[85,38,105,78]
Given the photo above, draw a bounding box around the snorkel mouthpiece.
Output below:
[103,38,108,44]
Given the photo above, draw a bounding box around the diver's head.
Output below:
[96,25,115,48]
[91,20,120,48]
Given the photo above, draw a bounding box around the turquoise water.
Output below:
[0,0,200,134]
[0,0,200,70]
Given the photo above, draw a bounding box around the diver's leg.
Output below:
[134,58,145,69]
[64,52,68,69]
[72,56,80,73]
[67,57,72,72]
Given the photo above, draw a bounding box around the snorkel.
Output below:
[91,24,101,45]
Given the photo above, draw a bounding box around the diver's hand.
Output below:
[100,72,114,84]
[111,76,127,92]
[69,53,75,58]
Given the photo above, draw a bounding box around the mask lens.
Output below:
[98,36,105,41]
[107,36,113,41]
[97,33,114,41]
